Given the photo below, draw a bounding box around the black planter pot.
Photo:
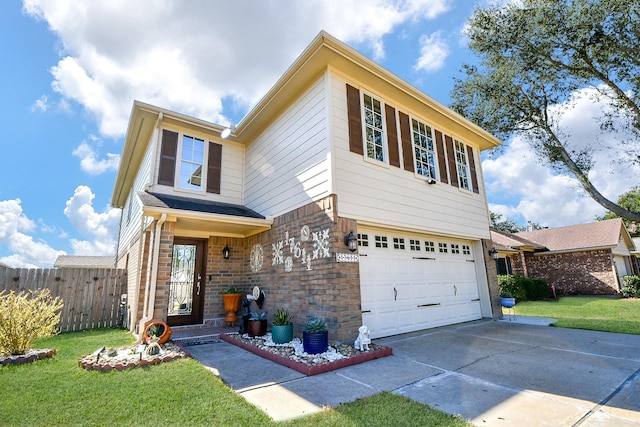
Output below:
[303,331,328,354]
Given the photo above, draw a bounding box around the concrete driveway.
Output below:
[188,320,640,426]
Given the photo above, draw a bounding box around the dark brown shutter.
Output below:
[467,145,479,193]
[398,112,414,172]
[206,142,222,194]
[445,135,459,188]
[346,84,364,155]
[385,104,400,168]
[434,130,448,184]
[158,129,178,186]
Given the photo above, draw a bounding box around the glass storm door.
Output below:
[167,238,206,326]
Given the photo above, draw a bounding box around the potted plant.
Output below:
[247,311,267,337]
[222,286,243,324]
[303,317,328,354]
[271,308,293,344]
[500,291,516,308]
[143,320,172,345]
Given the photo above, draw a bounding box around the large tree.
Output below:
[451,0,640,221]
[597,186,640,235]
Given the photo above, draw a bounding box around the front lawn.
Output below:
[0,328,468,426]
[516,296,640,335]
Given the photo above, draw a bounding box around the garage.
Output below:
[358,229,482,338]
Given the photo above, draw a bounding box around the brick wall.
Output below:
[203,236,245,319]
[241,195,362,342]
[482,239,503,319]
[523,250,619,295]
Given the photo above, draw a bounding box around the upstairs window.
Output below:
[412,119,437,180]
[158,129,222,194]
[179,135,205,190]
[363,94,385,162]
[454,139,470,191]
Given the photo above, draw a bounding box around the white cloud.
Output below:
[63,185,121,255]
[0,199,66,268]
[23,0,451,136]
[30,95,49,112]
[484,88,640,228]
[72,139,120,175]
[414,31,449,72]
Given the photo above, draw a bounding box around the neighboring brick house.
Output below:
[111,31,503,341]
[491,218,638,295]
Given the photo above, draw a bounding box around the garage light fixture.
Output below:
[344,231,357,252]
[488,247,499,260]
[222,245,230,259]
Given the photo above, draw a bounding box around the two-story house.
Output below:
[111,31,502,341]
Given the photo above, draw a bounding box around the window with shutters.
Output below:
[157,129,222,195]
[363,93,386,162]
[412,118,437,180]
[454,139,471,191]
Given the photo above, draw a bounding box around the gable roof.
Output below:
[516,218,630,252]
[54,256,115,269]
[111,31,501,209]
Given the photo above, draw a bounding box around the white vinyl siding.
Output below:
[244,75,330,216]
[331,73,491,239]
[117,134,155,258]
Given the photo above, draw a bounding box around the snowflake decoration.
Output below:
[312,228,331,259]
[272,241,284,265]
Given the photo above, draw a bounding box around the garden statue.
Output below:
[354,325,371,351]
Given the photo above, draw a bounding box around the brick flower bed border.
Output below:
[0,349,57,366]
[221,333,392,376]
[78,342,191,372]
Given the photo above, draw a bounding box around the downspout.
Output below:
[138,212,167,337]
[129,214,147,333]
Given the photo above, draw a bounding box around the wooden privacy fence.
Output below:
[0,268,126,332]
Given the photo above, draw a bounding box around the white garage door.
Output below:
[358,230,482,338]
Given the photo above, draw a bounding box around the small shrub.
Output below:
[0,289,63,356]
[621,275,640,298]
[498,274,549,301]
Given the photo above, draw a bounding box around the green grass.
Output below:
[516,296,640,335]
[0,328,469,426]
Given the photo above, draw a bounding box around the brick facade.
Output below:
[523,250,619,295]
[482,239,503,319]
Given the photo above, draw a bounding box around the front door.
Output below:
[167,238,206,326]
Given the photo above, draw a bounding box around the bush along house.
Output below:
[111,31,503,342]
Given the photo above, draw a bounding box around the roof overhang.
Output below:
[233,31,502,150]
[143,206,273,238]
[532,245,615,256]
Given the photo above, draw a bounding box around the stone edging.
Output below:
[0,349,57,366]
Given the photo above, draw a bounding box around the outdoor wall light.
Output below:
[222,245,230,259]
[426,177,437,185]
[488,247,499,260]
[220,125,235,139]
[344,231,358,252]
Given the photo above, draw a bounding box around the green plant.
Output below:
[146,323,165,338]
[249,311,266,320]
[499,291,513,298]
[621,275,640,298]
[0,289,63,356]
[498,274,549,301]
[223,286,241,294]
[304,317,326,333]
[272,308,293,326]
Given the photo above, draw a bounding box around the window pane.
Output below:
[179,135,205,190]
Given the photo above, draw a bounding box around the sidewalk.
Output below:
[188,320,640,425]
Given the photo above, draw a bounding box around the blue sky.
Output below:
[1,0,637,268]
